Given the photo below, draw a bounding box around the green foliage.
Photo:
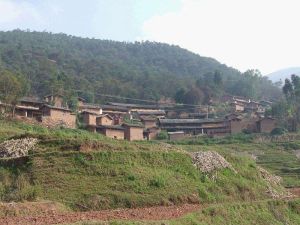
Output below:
[0,30,280,102]
[0,69,28,113]
[156,131,169,140]
[271,127,287,136]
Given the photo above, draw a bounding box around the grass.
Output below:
[169,135,300,187]
[0,119,285,211]
[66,200,300,225]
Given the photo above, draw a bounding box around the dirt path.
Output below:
[0,204,201,225]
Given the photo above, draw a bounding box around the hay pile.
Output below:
[0,138,38,158]
[191,151,235,173]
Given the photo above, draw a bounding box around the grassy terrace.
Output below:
[169,134,300,187]
[0,119,287,211]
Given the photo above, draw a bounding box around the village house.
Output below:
[230,101,245,112]
[123,123,144,141]
[144,127,160,140]
[15,105,42,121]
[256,117,276,133]
[44,94,65,108]
[96,114,114,126]
[136,110,166,119]
[40,105,76,129]
[91,125,125,140]
[101,104,130,118]
[78,103,102,115]
[19,97,45,108]
[158,118,230,136]
[168,131,186,141]
[140,116,157,129]
[81,111,98,126]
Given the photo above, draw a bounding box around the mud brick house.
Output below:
[230,101,245,112]
[256,117,276,133]
[244,101,261,112]
[101,104,130,117]
[123,123,144,141]
[107,102,159,111]
[168,131,185,140]
[40,105,76,128]
[158,118,230,136]
[44,94,65,108]
[15,105,42,120]
[140,116,157,129]
[88,125,124,139]
[81,111,98,126]
[96,114,114,126]
[19,97,45,108]
[144,127,160,140]
[136,110,166,118]
[78,104,102,115]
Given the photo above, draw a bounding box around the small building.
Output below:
[101,105,130,117]
[92,125,125,139]
[257,117,276,133]
[96,114,114,126]
[230,101,245,112]
[158,118,230,136]
[168,131,185,141]
[81,111,98,126]
[19,97,45,108]
[137,110,166,118]
[144,127,160,140]
[15,105,42,120]
[44,94,65,108]
[123,123,144,141]
[78,104,102,115]
[140,116,157,129]
[40,105,76,128]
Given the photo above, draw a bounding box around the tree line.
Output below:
[0,30,282,106]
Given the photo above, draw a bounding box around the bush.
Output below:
[156,131,169,140]
[271,127,287,136]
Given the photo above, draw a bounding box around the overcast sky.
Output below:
[0,0,299,74]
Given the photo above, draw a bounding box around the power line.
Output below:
[74,90,206,108]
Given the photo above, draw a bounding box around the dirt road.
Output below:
[0,204,201,225]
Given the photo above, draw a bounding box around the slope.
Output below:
[0,30,279,101]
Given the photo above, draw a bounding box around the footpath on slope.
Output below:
[0,203,200,225]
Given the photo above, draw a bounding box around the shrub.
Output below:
[271,127,287,136]
[156,131,169,140]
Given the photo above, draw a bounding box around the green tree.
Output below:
[0,69,28,116]
[281,74,300,131]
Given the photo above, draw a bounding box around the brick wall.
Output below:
[124,126,144,141]
[97,116,113,126]
[42,108,76,129]
[143,120,157,129]
[105,129,124,139]
[82,113,97,126]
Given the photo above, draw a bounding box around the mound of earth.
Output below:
[191,151,236,173]
[0,138,38,159]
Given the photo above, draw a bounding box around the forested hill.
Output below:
[0,30,280,103]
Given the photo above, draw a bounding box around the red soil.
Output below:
[0,203,201,225]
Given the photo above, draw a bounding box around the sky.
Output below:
[0,0,299,75]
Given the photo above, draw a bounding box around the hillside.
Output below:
[0,119,300,224]
[0,30,280,102]
[267,67,300,83]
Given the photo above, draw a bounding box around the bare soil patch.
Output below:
[0,203,200,225]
